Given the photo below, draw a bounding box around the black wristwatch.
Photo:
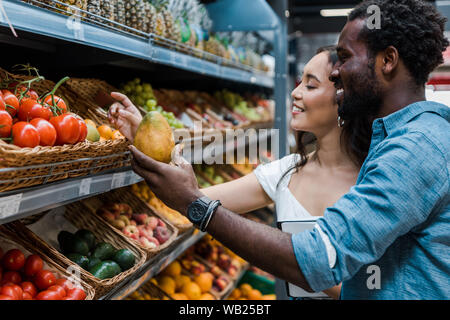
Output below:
[187,196,221,231]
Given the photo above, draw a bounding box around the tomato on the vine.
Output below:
[36,289,62,300]
[1,284,22,300]
[55,278,74,292]
[50,114,80,145]
[0,294,14,300]
[21,281,37,298]
[48,285,66,298]
[33,269,56,290]
[0,110,13,138]
[77,119,87,142]
[2,249,25,271]
[11,122,40,148]
[1,90,19,117]
[14,86,39,100]
[65,288,86,300]
[18,98,51,121]
[43,95,67,115]
[0,94,5,111]
[24,254,44,277]
[1,271,22,284]
[22,292,33,300]
[30,118,56,147]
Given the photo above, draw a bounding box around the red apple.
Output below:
[146,216,158,230]
[122,225,139,240]
[139,237,157,249]
[157,219,166,228]
[153,226,170,245]
[132,213,148,225]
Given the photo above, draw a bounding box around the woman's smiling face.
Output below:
[290,51,339,136]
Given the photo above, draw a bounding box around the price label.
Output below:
[111,172,126,190]
[66,7,85,41]
[0,194,22,219]
[79,178,92,196]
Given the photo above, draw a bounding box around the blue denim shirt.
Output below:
[292,101,450,299]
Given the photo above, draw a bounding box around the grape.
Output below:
[135,85,143,94]
[133,78,141,84]
[143,84,152,92]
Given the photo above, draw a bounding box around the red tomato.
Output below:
[0,94,5,111]
[18,98,51,121]
[0,110,12,138]
[48,285,66,297]
[21,281,37,297]
[24,254,44,277]
[49,114,80,145]
[36,290,62,300]
[65,288,86,300]
[0,294,14,300]
[1,271,22,284]
[55,278,74,292]
[22,292,33,300]
[43,95,67,115]
[1,90,19,117]
[29,118,56,147]
[77,119,87,142]
[11,122,40,148]
[1,284,21,299]
[2,249,25,271]
[33,269,56,290]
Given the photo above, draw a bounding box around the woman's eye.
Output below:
[306,85,316,90]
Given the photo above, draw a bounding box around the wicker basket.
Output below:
[0,68,131,192]
[134,280,174,300]
[81,187,178,260]
[8,204,147,298]
[0,225,95,300]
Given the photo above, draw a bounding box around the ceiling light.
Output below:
[320,8,353,17]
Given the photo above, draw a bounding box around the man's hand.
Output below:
[129,145,202,215]
[108,92,143,142]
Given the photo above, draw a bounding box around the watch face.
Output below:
[190,202,206,222]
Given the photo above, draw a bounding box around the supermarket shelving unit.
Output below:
[0,0,287,300]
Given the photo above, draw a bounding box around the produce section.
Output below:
[0,0,283,301]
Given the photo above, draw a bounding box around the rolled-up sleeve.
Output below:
[291,132,448,292]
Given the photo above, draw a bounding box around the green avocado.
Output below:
[66,253,89,270]
[75,229,96,250]
[112,249,135,271]
[89,260,122,280]
[91,242,115,260]
[87,257,102,270]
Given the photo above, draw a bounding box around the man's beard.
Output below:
[338,62,383,121]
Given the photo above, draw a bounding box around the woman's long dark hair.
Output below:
[277,46,372,187]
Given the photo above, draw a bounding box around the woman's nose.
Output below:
[291,85,302,100]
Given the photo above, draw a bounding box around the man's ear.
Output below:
[381,46,399,75]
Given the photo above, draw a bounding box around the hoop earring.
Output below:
[337,116,345,127]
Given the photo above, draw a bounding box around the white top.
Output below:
[253,154,336,269]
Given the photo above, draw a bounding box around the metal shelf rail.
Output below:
[0,0,274,88]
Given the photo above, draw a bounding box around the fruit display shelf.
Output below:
[0,167,142,225]
[0,0,274,89]
[103,229,206,300]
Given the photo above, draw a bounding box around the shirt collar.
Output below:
[381,101,450,136]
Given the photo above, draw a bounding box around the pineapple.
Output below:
[100,0,115,24]
[86,0,101,23]
[125,0,146,33]
[161,7,179,42]
[144,1,157,34]
[54,0,87,17]
[114,0,126,28]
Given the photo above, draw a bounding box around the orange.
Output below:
[97,125,113,139]
[158,276,176,295]
[162,261,182,277]
[181,282,202,300]
[174,274,191,291]
[194,272,213,293]
[239,283,252,297]
[199,293,215,300]
[247,289,262,300]
[172,293,188,300]
[262,294,276,300]
[229,288,241,299]
[84,119,96,128]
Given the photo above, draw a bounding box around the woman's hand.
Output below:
[108,92,143,142]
